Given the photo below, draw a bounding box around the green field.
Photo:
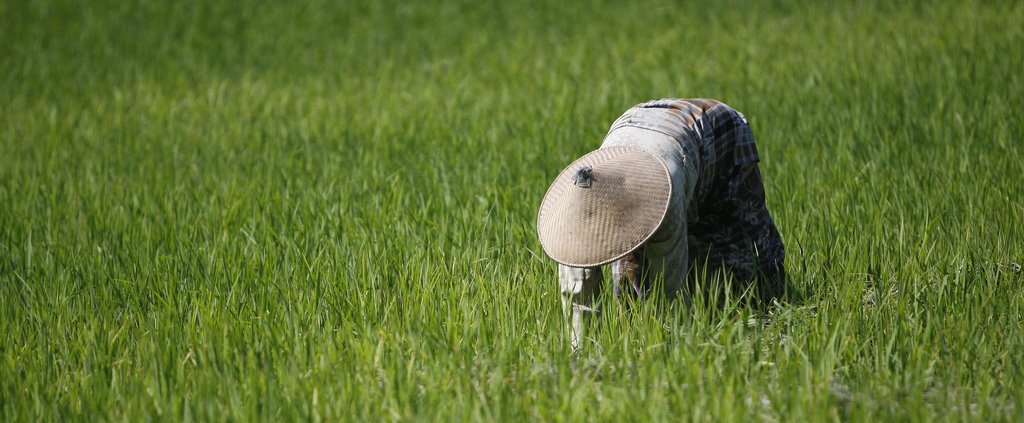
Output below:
[2,0,1023,421]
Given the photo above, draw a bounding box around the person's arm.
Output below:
[644,218,690,302]
[599,123,699,301]
[558,264,602,352]
[647,120,701,301]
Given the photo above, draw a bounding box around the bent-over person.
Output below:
[536,98,785,351]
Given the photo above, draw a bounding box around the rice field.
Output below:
[1,0,1022,420]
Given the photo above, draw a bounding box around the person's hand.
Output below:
[611,249,647,297]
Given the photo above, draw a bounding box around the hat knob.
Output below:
[573,166,594,188]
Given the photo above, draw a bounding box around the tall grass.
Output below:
[1,0,1022,420]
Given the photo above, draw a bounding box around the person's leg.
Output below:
[559,265,602,352]
[734,165,786,303]
[758,260,785,303]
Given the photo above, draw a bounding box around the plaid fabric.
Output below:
[608,99,785,300]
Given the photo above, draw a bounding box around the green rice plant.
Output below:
[1,0,1022,421]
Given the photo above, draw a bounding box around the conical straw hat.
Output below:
[537,146,672,267]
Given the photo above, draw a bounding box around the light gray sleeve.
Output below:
[603,125,700,301]
[558,264,602,352]
[645,134,699,301]
[644,214,690,301]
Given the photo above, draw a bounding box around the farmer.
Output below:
[536,98,785,350]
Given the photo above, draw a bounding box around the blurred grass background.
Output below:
[1,0,1022,420]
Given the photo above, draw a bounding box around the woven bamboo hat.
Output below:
[536,145,672,267]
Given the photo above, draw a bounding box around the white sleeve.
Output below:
[558,264,602,352]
